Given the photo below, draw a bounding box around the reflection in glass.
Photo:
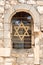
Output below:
[12,19,20,25]
[12,12,32,49]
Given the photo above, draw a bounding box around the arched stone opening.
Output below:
[11,11,34,65]
[4,4,40,65]
[11,11,34,49]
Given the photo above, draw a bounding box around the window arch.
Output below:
[11,11,33,49]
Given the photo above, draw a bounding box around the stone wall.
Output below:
[0,0,43,65]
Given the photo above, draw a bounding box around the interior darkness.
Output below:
[11,11,32,49]
[12,11,31,17]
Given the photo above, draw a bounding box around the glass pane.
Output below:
[12,12,32,49]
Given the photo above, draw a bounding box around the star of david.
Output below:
[14,22,30,40]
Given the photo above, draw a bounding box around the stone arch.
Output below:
[4,4,40,32]
[4,4,40,64]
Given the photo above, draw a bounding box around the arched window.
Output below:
[11,12,33,49]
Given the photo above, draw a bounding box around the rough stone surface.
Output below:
[0,23,3,30]
[0,57,4,62]
[37,1,43,5]
[0,7,4,13]
[4,39,11,48]
[0,48,11,57]
[37,6,43,14]
[4,23,10,31]
[10,0,18,5]
[4,31,10,38]
[40,15,43,31]
[27,0,36,4]
[0,0,43,65]
[0,0,5,6]
[0,39,4,47]
[0,30,3,38]
[5,62,12,65]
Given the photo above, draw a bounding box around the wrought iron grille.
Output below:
[12,12,32,49]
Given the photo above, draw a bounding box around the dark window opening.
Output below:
[11,12,32,49]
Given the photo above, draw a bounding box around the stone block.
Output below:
[0,48,11,57]
[4,23,10,31]
[4,39,11,48]
[41,27,43,32]
[17,57,25,63]
[5,58,14,63]
[34,64,40,65]
[2,14,4,19]
[0,18,3,23]
[37,6,43,14]
[40,33,43,38]
[20,63,27,65]
[37,1,43,5]
[40,58,43,64]
[0,57,4,62]
[10,0,17,5]
[5,4,11,10]
[4,31,10,38]
[25,57,33,64]
[0,30,3,38]
[40,17,43,31]
[34,24,40,32]
[0,7,4,13]
[0,23,3,30]
[40,15,43,31]
[39,50,43,58]
[0,0,5,6]
[5,58,14,62]
[35,37,39,45]
[5,1,11,9]
[0,63,4,65]
[12,53,20,58]
[28,54,34,58]
[18,0,26,3]
[34,45,39,64]
[40,15,43,20]
[5,62,12,65]
[27,0,36,4]
[0,39,3,47]
[0,14,3,18]
[13,62,19,65]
